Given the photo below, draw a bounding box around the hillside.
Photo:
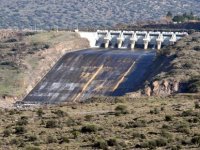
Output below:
[0,0,200,29]
[0,30,89,108]
[0,95,200,149]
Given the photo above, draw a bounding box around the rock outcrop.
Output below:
[144,79,180,97]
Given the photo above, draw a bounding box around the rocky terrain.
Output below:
[0,0,200,29]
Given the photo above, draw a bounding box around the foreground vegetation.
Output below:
[0,95,200,149]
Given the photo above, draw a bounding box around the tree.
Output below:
[166,11,172,18]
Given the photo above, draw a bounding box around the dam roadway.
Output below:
[23,48,156,104]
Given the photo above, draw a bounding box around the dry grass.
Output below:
[0,95,200,149]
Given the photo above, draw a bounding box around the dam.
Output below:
[22,30,188,104]
[79,30,188,50]
[23,49,156,104]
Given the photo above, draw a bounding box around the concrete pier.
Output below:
[79,30,188,50]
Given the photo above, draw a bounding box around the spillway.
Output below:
[23,49,156,104]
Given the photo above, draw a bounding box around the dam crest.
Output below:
[78,30,188,50]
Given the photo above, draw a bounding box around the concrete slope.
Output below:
[23,49,156,104]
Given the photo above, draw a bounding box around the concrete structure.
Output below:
[79,30,188,50]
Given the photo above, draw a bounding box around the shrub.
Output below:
[3,129,12,137]
[126,120,146,128]
[193,46,200,51]
[36,108,44,117]
[94,139,108,150]
[115,105,129,115]
[17,116,28,126]
[165,115,173,121]
[71,130,80,139]
[195,101,200,109]
[59,136,70,144]
[160,130,173,139]
[191,136,200,146]
[150,108,160,114]
[25,146,41,150]
[176,124,190,134]
[47,135,57,144]
[132,132,146,139]
[52,110,66,117]
[27,135,37,142]
[81,124,98,133]
[15,126,26,134]
[85,115,93,121]
[139,138,168,148]
[45,120,58,128]
[107,138,118,146]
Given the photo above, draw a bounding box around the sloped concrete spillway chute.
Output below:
[23,49,156,104]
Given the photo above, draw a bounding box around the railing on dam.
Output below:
[78,30,188,50]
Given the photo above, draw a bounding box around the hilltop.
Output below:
[0,0,200,29]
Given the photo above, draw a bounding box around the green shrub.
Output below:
[193,46,200,51]
[107,138,118,146]
[59,136,70,144]
[36,108,44,117]
[17,116,28,126]
[15,126,26,134]
[3,129,12,137]
[52,109,66,117]
[45,120,58,128]
[191,136,200,146]
[139,138,168,148]
[71,130,80,139]
[94,139,108,150]
[176,124,190,134]
[81,124,98,133]
[195,101,200,109]
[150,108,160,114]
[165,115,173,121]
[85,115,93,121]
[132,132,146,139]
[126,120,146,128]
[47,135,57,144]
[27,135,37,142]
[26,146,41,150]
[115,105,129,115]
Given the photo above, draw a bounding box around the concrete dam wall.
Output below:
[23,49,156,104]
[79,30,188,50]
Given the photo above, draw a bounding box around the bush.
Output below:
[81,124,98,133]
[26,146,41,150]
[176,124,190,134]
[139,138,168,148]
[71,130,80,139]
[52,110,66,117]
[45,120,58,128]
[17,116,28,126]
[195,101,200,109]
[165,115,173,121]
[191,136,200,146]
[15,126,26,134]
[126,120,146,128]
[115,105,129,115]
[59,136,70,144]
[94,139,108,150]
[36,108,44,117]
[85,115,93,121]
[193,46,200,51]
[132,132,146,139]
[47,135,57,144]
[107,138,118,146]
[27,135,37,142]
[3,129,12,137]
[150,108,160,114]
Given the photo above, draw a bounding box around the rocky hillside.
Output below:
[0,30,89,107]
[0,0,200,29]
[142,32,200,96]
